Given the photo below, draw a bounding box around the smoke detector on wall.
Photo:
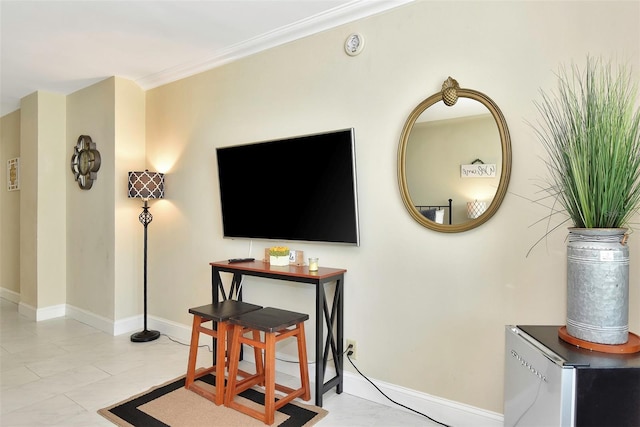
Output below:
[344,33,365,56]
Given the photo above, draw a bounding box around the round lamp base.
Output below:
[130,329,160,343]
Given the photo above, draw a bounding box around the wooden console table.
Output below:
[210,260,346,407]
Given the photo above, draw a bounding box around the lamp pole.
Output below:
[131,199,160,342]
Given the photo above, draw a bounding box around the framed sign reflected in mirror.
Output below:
[397,77,512,233]
[7,157,19,191]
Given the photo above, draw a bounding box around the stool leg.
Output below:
[264,332,276,425]
[214,321,227,405]
[224,324,242,407]
[296,322,311,401]
[185,315,202,389]
[225,327,233,366]
[252,329,264,386]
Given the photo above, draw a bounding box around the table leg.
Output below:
[336,277,344,394]
[315,279,324,407]
[212,267,221,363]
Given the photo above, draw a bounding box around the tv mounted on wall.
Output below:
[216,128,360,246]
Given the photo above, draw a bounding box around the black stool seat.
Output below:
[189,300,262,322]
[228,306,309,331]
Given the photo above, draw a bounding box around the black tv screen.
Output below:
[216,128,360,245]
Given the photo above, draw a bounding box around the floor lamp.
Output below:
[128,170,165,342]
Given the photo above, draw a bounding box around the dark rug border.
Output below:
[104,374,320,427]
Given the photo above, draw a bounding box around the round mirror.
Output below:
[398,77,512,232]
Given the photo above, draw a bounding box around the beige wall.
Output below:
[144,1,640,413]
[113,78,147,321]
[17,93,38,307]
[66,79,117,319]
[1,0,639,415]
[0,110,21,298]
[17,92,67,309]
[35,92,67,308]
[0,77,144,322]
[66,77,146,321]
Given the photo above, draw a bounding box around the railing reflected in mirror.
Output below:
[397,77,512,232]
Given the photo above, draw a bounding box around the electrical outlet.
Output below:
[346,339,357,360]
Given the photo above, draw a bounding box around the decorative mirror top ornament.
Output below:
[397,77,512,233]
[71,135,101,190]
[441,77,460,106]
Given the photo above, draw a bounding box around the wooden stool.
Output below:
[225,307,311,425]
[185,301,262,405]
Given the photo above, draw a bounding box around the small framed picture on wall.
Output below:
[7,157,19,191]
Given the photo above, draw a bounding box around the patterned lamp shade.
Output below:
[128,170,165,199]
[467,200,487,219]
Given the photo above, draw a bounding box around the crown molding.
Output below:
[136,0,413,90]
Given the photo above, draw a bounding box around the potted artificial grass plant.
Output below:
[532,56,640,345]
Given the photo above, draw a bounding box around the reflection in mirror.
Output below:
[406,99,500,225]
[398,77,511,233]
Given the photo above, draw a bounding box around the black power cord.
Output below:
[162,333,213,352]
[346,346,452,427]
[163,333,452,426]
[161,333,331,365]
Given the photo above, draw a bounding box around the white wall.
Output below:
[143,0,640,413]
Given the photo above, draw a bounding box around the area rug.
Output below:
[98,374,327,427]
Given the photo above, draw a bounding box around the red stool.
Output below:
[185,301,262,405]
[224,307,311,425]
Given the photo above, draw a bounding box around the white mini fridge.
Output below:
[504,325,640,427]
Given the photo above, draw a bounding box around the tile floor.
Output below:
[0,298,433,426]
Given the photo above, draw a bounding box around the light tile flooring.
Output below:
[1,299,432,426]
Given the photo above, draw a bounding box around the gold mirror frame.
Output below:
[397,77,512,233]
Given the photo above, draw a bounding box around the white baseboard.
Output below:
[36,303,66,321]
[12,301,65,321]
[114,314,144,336]
[66,304,119,335]
[0,293,168,338]
[342,368,503,427]
[270,350,502,427]
[17,301,36,320]
[148,315,192,341]
[0,287,20,303]
[64,307,188,338]
[0,298,504,426]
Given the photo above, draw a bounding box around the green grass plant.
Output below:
[532,57,640,230]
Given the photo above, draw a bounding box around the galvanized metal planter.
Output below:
[566,228,629,345]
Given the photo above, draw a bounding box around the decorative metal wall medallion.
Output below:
[70,135,101,189]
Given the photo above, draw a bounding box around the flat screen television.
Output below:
[216,128,360,246]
